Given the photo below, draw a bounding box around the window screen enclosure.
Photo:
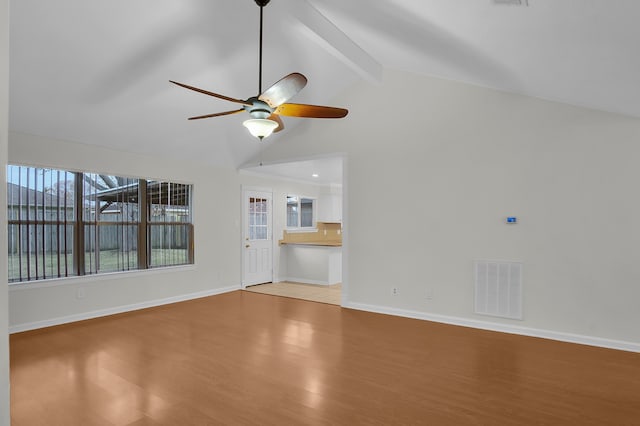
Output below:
[7,165,194,283]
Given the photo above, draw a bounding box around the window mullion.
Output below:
[74,172,85,276]
[138,179,148,269]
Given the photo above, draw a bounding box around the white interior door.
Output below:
[242,189,273,287]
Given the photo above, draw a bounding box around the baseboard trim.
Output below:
[280,276,335,286]
[9,285,241,334]
[344,302,640,353]
[11,289,638,353]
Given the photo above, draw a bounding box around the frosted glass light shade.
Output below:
[243,118,278,140]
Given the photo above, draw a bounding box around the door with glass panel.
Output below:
[242,189,273,286]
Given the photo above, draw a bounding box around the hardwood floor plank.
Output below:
[10,290,640,425]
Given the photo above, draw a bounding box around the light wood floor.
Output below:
[10,291,640,425]
[245,281,341,305]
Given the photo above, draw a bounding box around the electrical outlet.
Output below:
[425,288,434,300]
[76,288,85,299]
[391,287,399,296]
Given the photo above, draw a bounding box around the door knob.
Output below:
[245,244,250,248]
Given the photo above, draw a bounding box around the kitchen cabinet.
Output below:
[317,184,342,223]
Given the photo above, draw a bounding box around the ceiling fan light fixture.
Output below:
[243,118,278,140]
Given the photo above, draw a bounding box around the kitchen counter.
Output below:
[280,244,342,285]
[279,241,342,247]
[278,222,342,246]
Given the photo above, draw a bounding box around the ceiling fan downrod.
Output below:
[255,0,271,96]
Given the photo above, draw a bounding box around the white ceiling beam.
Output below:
[282,0,382,84]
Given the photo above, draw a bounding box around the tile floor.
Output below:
[244,281,341,305]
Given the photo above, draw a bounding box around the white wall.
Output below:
[8,132,242,328]
[7,132,321,330]
[256,69,640,348]
[0,0,9,421]
[0,0,8,420]
[0,0,11,418]
[8,69,640,353]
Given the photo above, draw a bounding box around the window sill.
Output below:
[285,227,318,233]
[8,264,196,291]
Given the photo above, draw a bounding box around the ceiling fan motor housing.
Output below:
[254,0,270,7]
[245,98,273,119]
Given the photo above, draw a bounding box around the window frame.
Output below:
[7,167,77,282]
[7,164,194,284]
[147,180,194,268]
[81,173,141,275]
[286,194,317,230]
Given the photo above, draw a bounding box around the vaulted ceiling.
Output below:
[9,0,640,169]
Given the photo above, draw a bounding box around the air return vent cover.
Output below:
[474,260,523,320]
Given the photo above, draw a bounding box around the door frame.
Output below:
[238,154,348,306]
[241,186,273,289]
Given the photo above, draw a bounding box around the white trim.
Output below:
[285,193,317,229]
[279,277,334,286]
[239,169,330,187]
[9,264,196,291]
[283,227,318,233]
[238,152,348,172]
[9,285,240,334]
[241,187,274,289]
[344,301,640,353]
[241,185,273,193]
[340,156,349,307]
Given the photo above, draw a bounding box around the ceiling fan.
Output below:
[170,0,348,140]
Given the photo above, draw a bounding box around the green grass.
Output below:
[8,249,189,282]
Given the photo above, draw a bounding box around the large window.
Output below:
[286,195,315,228]
[7,165,194,283]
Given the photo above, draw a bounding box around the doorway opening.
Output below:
[240,155,346,306]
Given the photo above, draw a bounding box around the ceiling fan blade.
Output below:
[274,103,348,119]
[170,80,251,106]
[259,73,308,108]
[188,108,245,120]
[268,113,285,133]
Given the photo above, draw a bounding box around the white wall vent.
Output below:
[474,260,522,320]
